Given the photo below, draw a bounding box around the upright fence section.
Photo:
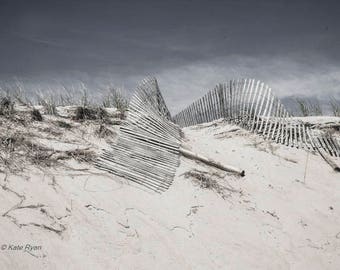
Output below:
[95,77,181,192]
[173,79,340,157]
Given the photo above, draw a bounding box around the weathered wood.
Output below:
[229,81,233,119]
[274,104,283,142]
[179,147,245,176]
[173,78,340,159]
[240,78,248,120]
[95,77,181,192]
[252,84,266,132]
[241,78,250,121]
[262,90,274,135]
[255,84,267,132]
[315,146,340,172]
[328,137,339,157]
[245,79,255,122]
[234,79,241,121]
[268,99,279,140]
[248,80,260,127]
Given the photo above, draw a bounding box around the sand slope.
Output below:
[0,116,339,269]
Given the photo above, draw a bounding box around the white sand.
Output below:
[0,118,339,270]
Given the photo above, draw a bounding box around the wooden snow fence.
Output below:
[173,79,340,158]
[95,77,339,189]
[94,77,181,192]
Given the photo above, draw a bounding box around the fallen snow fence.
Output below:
[94,77,181,192]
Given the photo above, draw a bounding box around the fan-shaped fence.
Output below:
[173,79,340,157]
[94,77,181,192]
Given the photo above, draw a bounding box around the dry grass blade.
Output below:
[102,87,129,119]
[329,97,340,117]
[0,96,15,116]
[64,149,97,163]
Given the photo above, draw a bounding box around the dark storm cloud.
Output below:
[0,0,339,111]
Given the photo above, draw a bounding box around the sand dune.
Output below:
[0,105,339,269]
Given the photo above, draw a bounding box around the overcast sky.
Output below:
[0,0,339,112]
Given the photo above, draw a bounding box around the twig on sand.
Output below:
[303,152,309,184]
